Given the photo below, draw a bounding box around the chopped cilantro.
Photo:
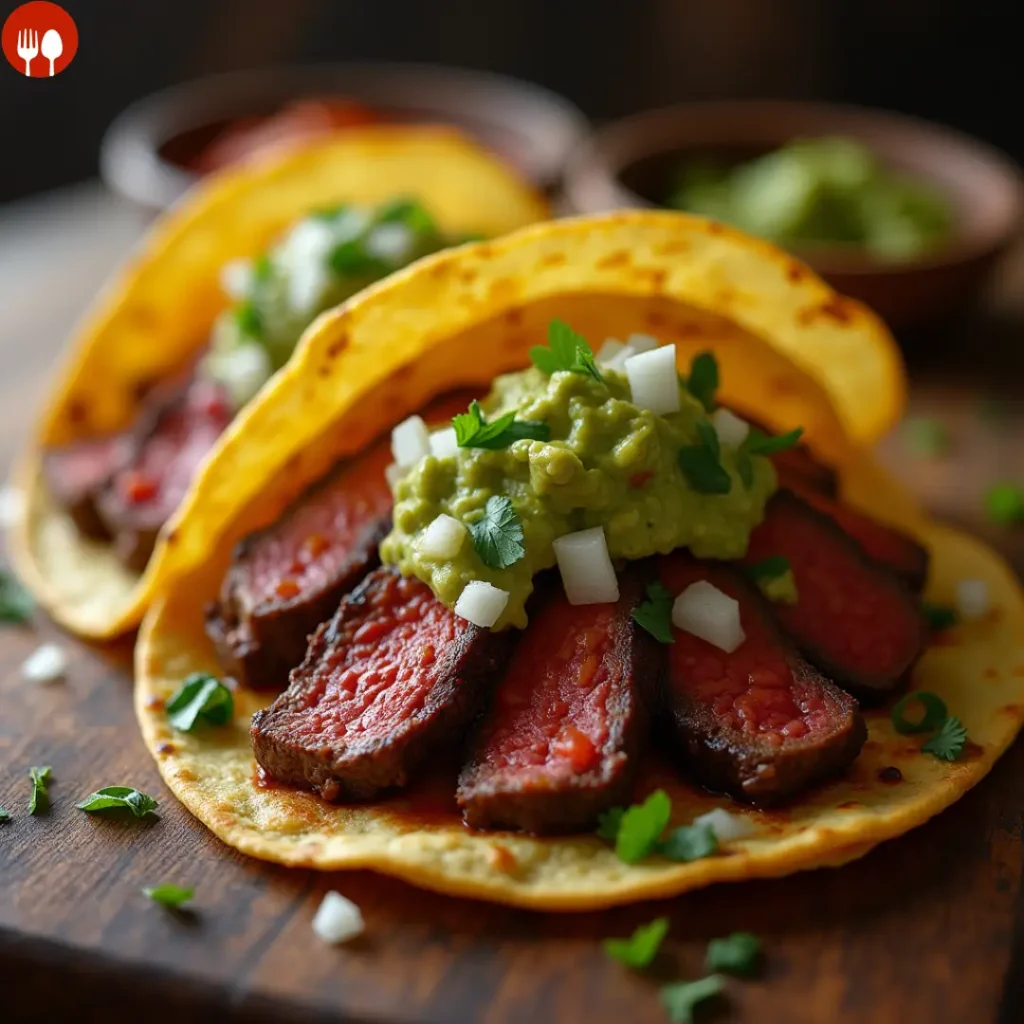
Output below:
[660,975,725,1024]
[328,237,388,277]
[451,400,549,450]
[922,602,958,631]
[745,555,791,583]
[678,420,731,494]
[903,417,949,457]
[251,253,273,284]
[684,351,719,411]
[0,569,33,623]
[234,300,263,340]
[891,691,948,735]
[573,345,604,384]
[28,766,51,815]
[596,806,624,841]
[603,917,669,969]
[143,884,194,907]
[0,806,9,823]
[922,716,968,761]
[529,319,603,382]
[166,673,234,732]
[658,823,718,862]
[77,786,158,819]
[376,196,438,235]
[985,483,1024,526]
[611,789,672,863]
[632,581,675,644]
[745,426,804,455]
[468,496,524,570]
[705,932,761,976]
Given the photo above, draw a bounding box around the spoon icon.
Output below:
[41,29,62,76]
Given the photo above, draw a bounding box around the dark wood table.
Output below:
[1,185,1023,1024]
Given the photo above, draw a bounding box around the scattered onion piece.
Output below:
[22,643,67,684]
[626,333,658,353]
[693,807,758,842]
[956,579,990,620]
[624,344,680,416]
[596,338,625,364]
[418,514,466,560]
[605,345,637,373]
[455,580,509,628]
[384,463,407,491]
[312,891,364,945]
[672,581,745,653]
[710,408,750,447]
[429,427,459,459]
[391,415,430,468]
[552,527,620,605]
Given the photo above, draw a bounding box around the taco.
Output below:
[11,126,548,638]
[134,212,1024,910]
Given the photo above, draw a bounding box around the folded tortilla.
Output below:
[11,126,548,638]
[133,211,1024,909]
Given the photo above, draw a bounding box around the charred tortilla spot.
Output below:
[596,250,630,270]
[156,742,176,756]
[503,308,523,327]
[459,268,478,284]
[538,252,567,268]
[655,240,690,256]
[326,335,349,359]
[786,261,807,283]
[66,397,89,425]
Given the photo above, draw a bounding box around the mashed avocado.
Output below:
[381,359,776,629]
[757,568,799,605]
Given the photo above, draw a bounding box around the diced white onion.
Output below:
[604,344,636,374]
[694,807,758,843]
[312,891,364,945]
[288,260,330,316]
[624,344,680,416]
[711,408,750,448]
[0,485,24,528]
[552,527,620,605]
[219,258,253,300]
[391,415,431,468]
[429,427,460,459]
[957,579,990,620]
[595,338,625,364]
[206,343,272,410]
[384,462,407,491]
[672,581,745,653]
[22,643,67,684]
[454,581,509,628]
[626,333,659,353]
[365,222,414,264]
[418,514,466,560]
[280,219,336,314]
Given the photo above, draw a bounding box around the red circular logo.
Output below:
[2,2,78,78]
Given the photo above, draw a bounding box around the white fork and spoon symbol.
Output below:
[15,27,62,76]
[41,29,62,75]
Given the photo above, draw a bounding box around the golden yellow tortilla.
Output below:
[11,126,548,638]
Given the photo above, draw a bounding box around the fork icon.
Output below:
[17,28,39,76]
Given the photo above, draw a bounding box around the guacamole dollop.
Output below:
[381,363,776,629]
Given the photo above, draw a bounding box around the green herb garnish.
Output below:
[891,691,949,735]
[903,417,949,457]
[684,351,719,411]
[596,806,624,841]
[27,766,51,815]
[632,581,675,644]
[468,496,525,570]
[745,426,804,455]
[705,932,761,976]
[328,238,388,277]
[607,789,672,863]
[985,483,1024,526]
[922,602,958,631]
[143,884,194,907]
[166,673,234,732]
[678,420,731,495]
[234,300,263,340]
[604,917,669,969]
[0,569,33,623]
[658,823,719,863]
[0,806,10,823]
[452,400,550,450]
[660,975,725,1024]
[77,787,158,819]
[745,555,791,583]
[922,716,968,761]
[529,319,603,382]
[376,196,438,235]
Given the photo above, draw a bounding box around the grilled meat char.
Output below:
[658,553,866,805]
[252,568,512,801]
[206,441,393,690]
[743,490,926,698]
[41,435,133,540]
[457,570,659,834]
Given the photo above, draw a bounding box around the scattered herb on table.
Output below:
[77,786,158,819]
[603,917,670,969]
[679,420,732,495]
[468,496,525,570]
[660,975,725,1024]
[985,483,1024,526]
[922,716,968,762]
[684,351,719,411]
[705,932,762,976]
[27,766,51,815]
[530,319,604,382]
[452,400,549,450]
[0,806,9,823]
[0,569,34,624]
[922,602,958,631]
[903,417,950,458]
[632,581,675,644]
[143,884,194,908]
[166,673,234,732]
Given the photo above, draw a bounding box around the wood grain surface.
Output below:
[2,185,1023,1024]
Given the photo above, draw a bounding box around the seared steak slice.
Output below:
[457,570,658,834]
[97,379,232,572]
[743,490,925,698]
[252,568,511,801]
[658,553,866,805]
[206,441,392,690]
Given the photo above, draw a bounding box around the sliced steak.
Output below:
[251,568,512,801]
[658,553,866,805]
[97,379,233,572]
[457,569,658,834]
[743,489,925,698]
[207,441,392,690]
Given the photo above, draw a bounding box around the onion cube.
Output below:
[385,463,407,491]
[418,514,466,560]
[624,345,680,416]
[595,338,625,364]
[605,345,636,374]
[694,807,758,842]
[366,223,414,264]
[391,415,430,468]
[672,581,745,653]
[626,333,659,353]
[219,259,253,300]
[710,408,750,447]
[429,427,460,459]
[957,579,990,620]
[552,527,620,605]
[22,643,67,684]
[312,891,364,945]
[454,581,509,628]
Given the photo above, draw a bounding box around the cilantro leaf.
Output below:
[614,789,672,863]
[903,417,949,458]
[451,400,549,450]
[0,569,34,624]
[657,823,718,863]
[328,238,388,277]
[573,345,604,384]
[660,975,725,1024]
[986,483,1024,526]
[595,806,624,841]
[604,917,669,969]
[77,786,158,819]
[745,555,791,582]
[922,602,958,631]
[28,766,51,815]
[891,691,949,735]
[376,196,438,236]
[0,806,10,823]
[143,884,194,908]
[632,581,675,644]
[745,426,804,455]
[468,496,525,569]
[530,319,602,381]
[705,932,761,976]
[922,716,968,761]
[166,673,234,732]
[234,300,264,340]
[678,422,732,495]
[685,352,719,411]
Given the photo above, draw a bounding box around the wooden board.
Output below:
[2,185,1024,1024]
